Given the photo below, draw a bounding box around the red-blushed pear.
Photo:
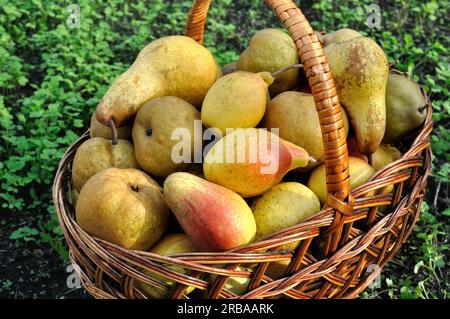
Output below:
[203,128,311,198]
[163,172,257,252]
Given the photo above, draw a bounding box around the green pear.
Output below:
[96,36,219,126]
[252,182,321,241]
[318,28,362,46]
[324,37,389,155]
[263,91,350,165]
[307,157,375,205]
[138,233,197,299]
[71,137,139,192]
[132,96,201,178]
[370,144,402,171]
[201,71,273,135]
[76,168,169,250]
[237,29,300,96]
[383,73,427,143]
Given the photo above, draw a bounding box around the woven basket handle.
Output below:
[186,0,352,253]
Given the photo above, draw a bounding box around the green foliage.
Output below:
[0,0,448,298]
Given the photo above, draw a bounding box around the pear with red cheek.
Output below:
[203,128,311,198]
[163,172,256,252]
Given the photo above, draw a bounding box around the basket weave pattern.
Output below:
[52,0,432,299]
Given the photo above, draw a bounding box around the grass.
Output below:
[0,0,448,299]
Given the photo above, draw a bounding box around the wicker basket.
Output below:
[52,0,433,299]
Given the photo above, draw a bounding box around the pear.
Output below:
[383,73,427,143]
[163,172,256,252]
[203,128,310,197]
[318,28,362,46]
[71,137,139,192]
[252,182,321,241]
[222,62,237,75]
[76,168,169,250]
[324,37,389,155]
[237,28,301,96]
[138,233,197,299]
[132,96,201,178]
[307,157,375,205]
[201,71,273,135]
[370,144,402,171]
[95,36,219,127]
[263,91,350,165]
[89,113,132,140]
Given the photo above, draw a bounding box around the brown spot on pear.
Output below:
[324,37,388,155]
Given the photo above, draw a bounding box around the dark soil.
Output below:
[0,210,90,299]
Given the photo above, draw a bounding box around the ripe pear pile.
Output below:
[71,28,427,294]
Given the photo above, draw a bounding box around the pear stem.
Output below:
[108,118,118,145]
[271,63,304,78]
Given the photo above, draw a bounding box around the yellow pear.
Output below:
[318,28,362,46]
[307,157,375,205]
[96,36,219,126]
[138,233,197,299]
[370,144,402,171]
[324,37,388,154]
[252,182,321,241]
[76,168,169,250]
[201,71,273,135]
[71,137,139,192]
[89,113,132,140]
[203,128,310,197]
[263,91,350,165]
[237,29,300,96]
[132,96,201,178]
[383,73,427,143]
